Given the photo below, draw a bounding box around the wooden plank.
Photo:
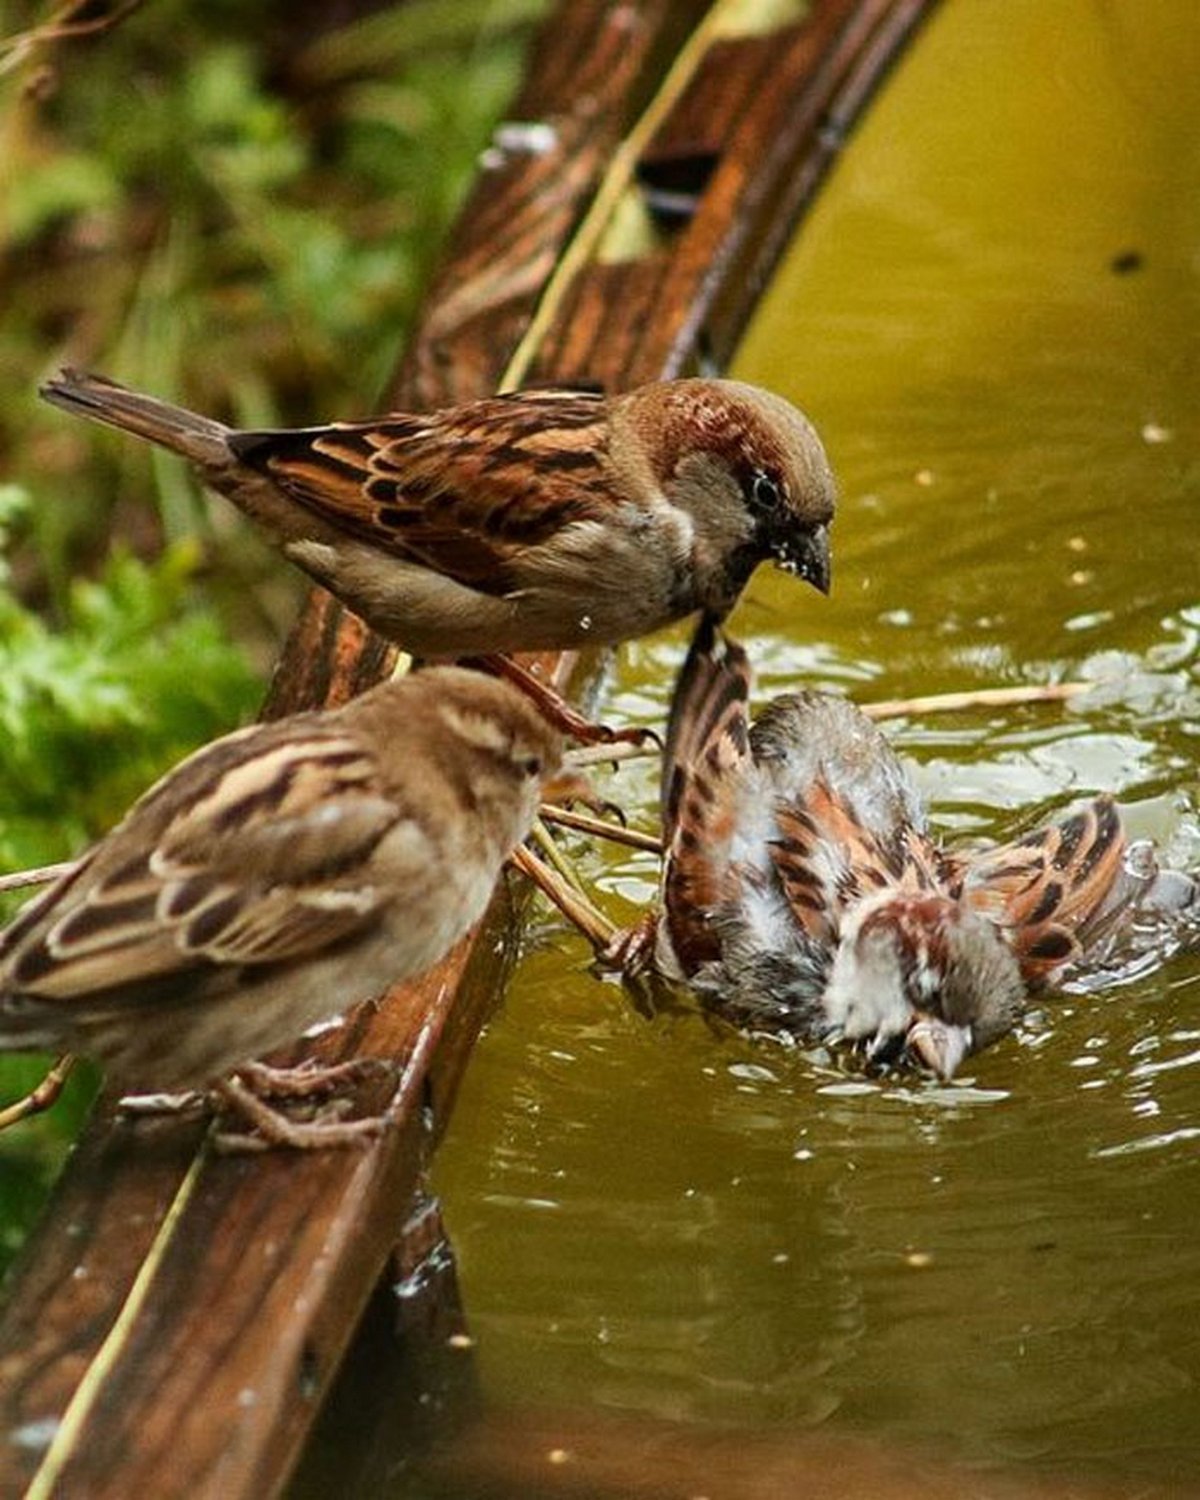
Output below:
[0,3,939,1496]
[525,0,930,385]
[400,0,708,409]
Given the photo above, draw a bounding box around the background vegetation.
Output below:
[0,0,544,1233]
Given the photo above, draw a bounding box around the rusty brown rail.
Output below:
[0,3,937,1496]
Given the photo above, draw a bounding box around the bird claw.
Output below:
[234,1056,395,1100]
[540,781,627,826]
[211,1114,384,1154]
[212,1074,387,1151]
[579,721,662,751]
[601,913,659,975]
[465,653,660,749]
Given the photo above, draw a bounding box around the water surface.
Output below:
[429,2,1200,1493]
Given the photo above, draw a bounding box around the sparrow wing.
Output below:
[961,795,1128,983]
[0,727,405,1003]
[769,782,941,946]
[227,388,612,594]
[748,691,939,943]
[659,619,753,972]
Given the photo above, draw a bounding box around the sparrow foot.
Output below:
[234,1056,395,1100]
[601,912,659,975]
[211,1075,386,1152]
[467,654,660,748]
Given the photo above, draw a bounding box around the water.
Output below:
[420,2,1200,1494]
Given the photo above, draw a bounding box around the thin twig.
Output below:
[563,739,658,769]
[0,859,78,895]
[539,805,661,853]
[530,819,588,896]
[862,681,1090,721]
[0,0,145,59]
[510,844,616,948]
[0,1054,77,1131]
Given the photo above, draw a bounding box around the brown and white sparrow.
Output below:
[0,668,566,1144]
[40,370,834,660]
[618,620,1193,1078]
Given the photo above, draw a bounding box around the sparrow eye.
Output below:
[749,470,782,513]
[520,754,543,778]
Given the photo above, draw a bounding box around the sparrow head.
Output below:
[617,379,835,608]
[377,667,565,838]
[823,891,1025,1080]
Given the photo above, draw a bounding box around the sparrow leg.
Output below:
[211,1075,386,1152]
[0,1054,76,1130]
[234,1057,394,1100]
[600,912,660,976]
[467,654,659,748]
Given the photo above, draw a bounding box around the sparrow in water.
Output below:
[617,619,1190,1078]
[0,668,569,1146]
[40,369,834,675]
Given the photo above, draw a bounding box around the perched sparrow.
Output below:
[41,370,834,659]
[0,668,566,1144]
[622,619,1191,1078]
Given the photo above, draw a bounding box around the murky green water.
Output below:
[424,2,1200,1495]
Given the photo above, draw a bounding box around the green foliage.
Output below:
[0,484,261,873]
[2,0,544,594]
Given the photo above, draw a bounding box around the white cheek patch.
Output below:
[824,936,913,1041]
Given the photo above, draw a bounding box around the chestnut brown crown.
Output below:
[616,378,835,609]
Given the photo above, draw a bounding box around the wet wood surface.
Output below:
[0,3,938,1496]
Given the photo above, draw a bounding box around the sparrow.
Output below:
[618,618,1191,1078]
[40,370,834,661]
[0,667,568,1146]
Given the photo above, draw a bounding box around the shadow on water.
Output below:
[297,2,1200,1495]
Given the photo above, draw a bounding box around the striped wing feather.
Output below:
[228,389,612,593]
[2,728,403,1004]
[962,795,1127,982]
[770,783,942,946]
[660,620,753,972]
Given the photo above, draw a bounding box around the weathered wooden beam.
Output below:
[0,3,938,1497]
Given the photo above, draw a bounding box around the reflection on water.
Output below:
[430,1,1200,1494]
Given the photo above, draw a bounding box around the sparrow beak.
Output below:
[906,1016,974,1080]
[775,522,831,595]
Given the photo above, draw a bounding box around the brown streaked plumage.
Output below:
[619,620,1190,1078]
[0,668,563,1142]
[40,370,835,660]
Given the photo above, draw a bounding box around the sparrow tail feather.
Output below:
[40,368,231,467]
